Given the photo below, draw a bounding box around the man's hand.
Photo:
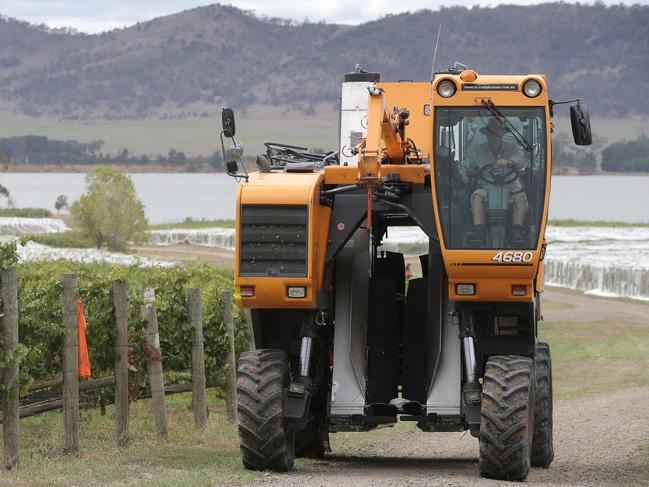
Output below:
[496,158,511,166]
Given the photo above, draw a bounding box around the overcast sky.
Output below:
[1,0,647,33]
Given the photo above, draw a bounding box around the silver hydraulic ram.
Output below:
[462,336,477,383]
[461,335,481,406]
[298,336,313,378]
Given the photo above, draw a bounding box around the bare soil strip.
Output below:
[129,244,649,486]
[246,386,649,487]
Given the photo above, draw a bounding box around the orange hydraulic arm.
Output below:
[356,87,410,188]
[354,86,411,228]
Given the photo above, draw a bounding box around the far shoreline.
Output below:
[2,165,649,176]
[2,164,227,173]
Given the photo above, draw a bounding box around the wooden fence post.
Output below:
[61,273,79,455]
[188,288,207,427]
[1,266,20,468]
[113,279,129,445]
[140,288,168,439]
[222,290,237,422]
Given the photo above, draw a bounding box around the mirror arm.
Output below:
[548,98,581,117]
[220,130,249,182]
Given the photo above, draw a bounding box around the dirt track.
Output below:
[247,385,649,487]
[128,244,649,486]
[130,244,235,268]
[247,289,649,487]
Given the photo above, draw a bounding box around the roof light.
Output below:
[437,79,457,98]
[522,79,542,98]
[456,284,475,295]
[459,70,478,82]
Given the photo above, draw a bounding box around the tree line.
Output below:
[0,135,224,171]
[1,133,647,173]
[600,135,649,173]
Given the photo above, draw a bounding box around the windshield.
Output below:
[433,106,547,250]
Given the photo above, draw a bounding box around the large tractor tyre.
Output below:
[531,342,554,468]
[236,349,295,472]
[296,416,328,459]
[479,355,535,481]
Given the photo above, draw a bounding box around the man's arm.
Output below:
[459,146,480,183]
[497,144,524,170]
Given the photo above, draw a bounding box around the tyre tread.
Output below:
[531,342,554,468]
[479,354,534,481]
[237,348,295,472]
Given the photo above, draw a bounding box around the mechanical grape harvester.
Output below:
[221,64,591,481]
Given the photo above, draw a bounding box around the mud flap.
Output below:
[402,277,428,403]
[366,277,399,404]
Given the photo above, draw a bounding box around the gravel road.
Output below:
[245,290,649,487]
[128,243,649,486]
[247,388,649,487]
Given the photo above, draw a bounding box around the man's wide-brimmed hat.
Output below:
[479,118,508,136]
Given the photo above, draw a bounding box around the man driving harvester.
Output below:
[459,117,529,247]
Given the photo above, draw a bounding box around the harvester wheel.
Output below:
[479,355,535,481]
[236,349,295,471]
[531,342,554,467]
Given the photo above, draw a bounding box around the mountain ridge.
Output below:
[1,3,647,119]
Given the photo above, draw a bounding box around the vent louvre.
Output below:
[239,205,308,277]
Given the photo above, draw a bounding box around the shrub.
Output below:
[71,166,148,251]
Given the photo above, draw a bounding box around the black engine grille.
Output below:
[239,205,308,277]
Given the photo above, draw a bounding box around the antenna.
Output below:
[429,24,442,101]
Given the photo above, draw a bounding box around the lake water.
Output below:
[1,173,648,223]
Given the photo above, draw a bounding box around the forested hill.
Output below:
[0,3,647,120]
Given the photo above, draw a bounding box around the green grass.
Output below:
[0,208,52,218]
[0,387,403,487]
[539,320,649,399]
[541,299,575,311]
[31,231,95,248]
[548,219,649,227]
[2,290,647,485]
[0,107,338,158]
[0,114,643,162]
[0,392,258,487]
[149,218,235,230]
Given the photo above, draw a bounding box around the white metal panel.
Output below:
[426,292,462,415]
[330,230,369,415]
[339,82,372,166]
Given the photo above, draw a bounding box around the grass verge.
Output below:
[539,319,649,399]
[30,231,95,248]
[0,392,257,487]
[548,219,649,227]
[0,208,52,218]
[149,219,235,230]
[2,292,648,486]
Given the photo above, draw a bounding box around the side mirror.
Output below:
[226,160,239,175]
[570,102,592,146]
[222,107,236,138]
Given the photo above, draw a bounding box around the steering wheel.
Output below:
[478,162,519,186]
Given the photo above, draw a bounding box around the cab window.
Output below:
[433,106,547,250]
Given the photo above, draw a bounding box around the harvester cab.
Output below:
[224,64,591,481]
